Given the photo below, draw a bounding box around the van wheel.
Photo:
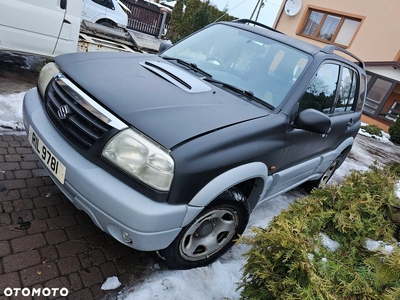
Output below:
[159,188,249,269]
[303,156,342,192]
[97,20,113,27]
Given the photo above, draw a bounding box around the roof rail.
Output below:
[232,19,283,34]
[321,45,365,69]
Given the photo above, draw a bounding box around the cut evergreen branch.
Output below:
[238,163,400,299]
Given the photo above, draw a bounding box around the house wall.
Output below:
[361,115,390,132]
[274,0,400,61]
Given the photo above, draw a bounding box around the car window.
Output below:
[356,73,366,112]
[334,67,357,113]
[161,24,311,108]
[298,63,340,113]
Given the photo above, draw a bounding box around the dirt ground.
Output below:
[0,52,43,95]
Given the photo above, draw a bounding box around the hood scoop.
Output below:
[140,61,212,93]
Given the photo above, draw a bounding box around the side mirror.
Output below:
[293,108,331,134]
[158,41,173,53]
[60,0,67,9]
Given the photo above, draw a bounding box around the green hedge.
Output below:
[238,164,400,299]
[389,118,400,144]
[361,124,383,137]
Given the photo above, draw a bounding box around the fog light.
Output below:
[121,230,132,243]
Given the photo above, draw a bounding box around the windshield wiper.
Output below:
[162,57,212,78]
[203,77,275,109]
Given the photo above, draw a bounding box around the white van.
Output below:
[0,0,82,57]
[81,0,130,27]
[0,0,134,57]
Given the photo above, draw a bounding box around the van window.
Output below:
[92,0,114,9]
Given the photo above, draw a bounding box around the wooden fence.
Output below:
[120,0,171,38]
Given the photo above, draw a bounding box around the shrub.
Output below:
[238,165,400,299]
[167,0,235,43]
[361,124,383,137]
[389,118,400,144]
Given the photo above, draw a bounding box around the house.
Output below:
[272,0,400,132]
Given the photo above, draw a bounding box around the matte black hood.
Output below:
[55,52,269,149]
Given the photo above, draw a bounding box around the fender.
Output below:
[182,162,271,227]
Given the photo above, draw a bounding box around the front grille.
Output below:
[45,77,113,150]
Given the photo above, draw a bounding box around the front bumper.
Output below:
[22,88,188,251]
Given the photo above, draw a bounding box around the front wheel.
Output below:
[159,188,249,269]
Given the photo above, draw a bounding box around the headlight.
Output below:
[38,62,60,98]
[103,128,174,191]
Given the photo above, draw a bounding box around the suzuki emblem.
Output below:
[57,105,71,120]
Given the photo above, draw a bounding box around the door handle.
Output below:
[322,127,331,138]
[347,119,354,128]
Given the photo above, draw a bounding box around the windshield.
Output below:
[161,23,311,107]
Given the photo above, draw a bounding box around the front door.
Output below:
[0,0,66,56]
[270,62,359,194]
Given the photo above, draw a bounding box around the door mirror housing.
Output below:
[293,108,331,134]
[159,41,173,53]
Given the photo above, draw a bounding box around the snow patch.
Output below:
[320,233,340,252]
[101,276,121,290]
[365,238,394,254]
[396,181,400,200]
[0,92,26,134]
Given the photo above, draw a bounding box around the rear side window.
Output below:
[298,63,340,113]
[356,74,366,112]
[334,67,357,113]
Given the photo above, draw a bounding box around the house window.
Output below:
[364,75,396,117]
[385,101,400,122]
[299,8,362,48]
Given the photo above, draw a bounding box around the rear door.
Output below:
[321,64,360,153]
[0,0,66,56]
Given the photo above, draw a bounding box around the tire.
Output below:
[303,156,342,192]
[96,20,113,27]
[158,188,250,269]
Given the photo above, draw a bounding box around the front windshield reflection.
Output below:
[161,24,310,107]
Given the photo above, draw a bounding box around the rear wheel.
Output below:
[159,188,249,269]
[303,156,342,192]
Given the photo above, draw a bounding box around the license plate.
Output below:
[28,126,66,184]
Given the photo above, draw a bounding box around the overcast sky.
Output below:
[210,0,283,27]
